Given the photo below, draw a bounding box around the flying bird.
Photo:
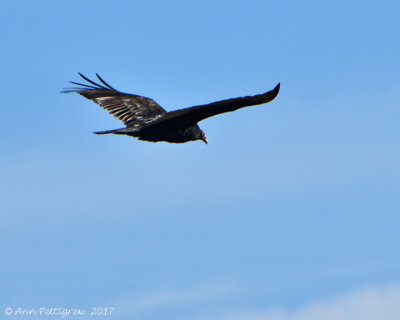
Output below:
[63,73,280,144]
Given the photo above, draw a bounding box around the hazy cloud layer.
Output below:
[201,285,400,320]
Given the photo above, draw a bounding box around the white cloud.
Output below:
[207,285,400,320]
[110,283,400,320]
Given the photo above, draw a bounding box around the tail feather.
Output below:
[94,128,126,135]
[93,127,138,135]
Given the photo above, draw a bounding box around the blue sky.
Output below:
[1,0,399,319]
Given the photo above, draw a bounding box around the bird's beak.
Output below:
[202,136,208,144]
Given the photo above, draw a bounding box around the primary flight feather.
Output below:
[63,73,280,144]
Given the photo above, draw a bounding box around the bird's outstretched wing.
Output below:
[154,83,280,127]
[63,73,167,129]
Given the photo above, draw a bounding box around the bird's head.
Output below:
[200,130,208,144]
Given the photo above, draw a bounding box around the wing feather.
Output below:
[95,73,117,91]
[63,74,167,127]
[153,83,280,127]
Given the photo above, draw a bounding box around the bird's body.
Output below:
[63,73,280,144]
[100,123,204,144]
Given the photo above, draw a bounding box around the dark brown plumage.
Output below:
[63,73,280,144]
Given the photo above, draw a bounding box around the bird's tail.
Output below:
[94,128,128,135]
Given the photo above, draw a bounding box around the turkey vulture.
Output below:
[63,73,280,144]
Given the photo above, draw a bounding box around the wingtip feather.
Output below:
[267,83,280,101]
[96,73,117,91]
